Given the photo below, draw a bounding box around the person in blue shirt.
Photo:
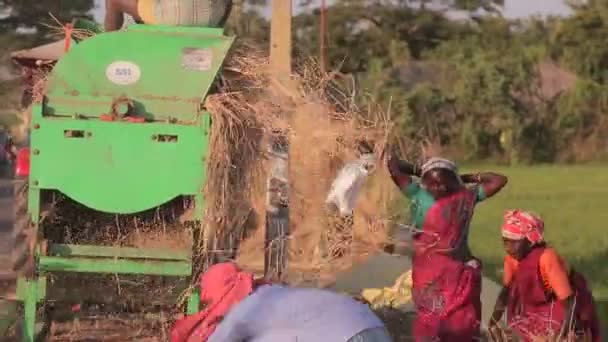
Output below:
[171,262,393,342]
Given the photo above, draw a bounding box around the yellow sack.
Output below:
[360,270,413,309]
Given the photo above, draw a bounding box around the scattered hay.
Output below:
[42,194,192,255]
[48,312,170,341]
[205,44,404,283]
[196,42,271,271]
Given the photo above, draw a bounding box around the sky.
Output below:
[502,0,572,18]
[92,0,573,23]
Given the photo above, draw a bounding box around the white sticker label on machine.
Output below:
[182,48,213,71]
[106,61,141,85]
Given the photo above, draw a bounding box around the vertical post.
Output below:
[269,0,292,77]
[227,0,243,35]
[22,279,37,342]
[25,184,40,342]
[186,288,200,315]
[264,134,289,281]
[320,0,327,73]
[265,0,292,281]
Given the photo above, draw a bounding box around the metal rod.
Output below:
[39,256,192,276]
[23,279,37,342]
[186,288,200,314]
[16,276,46,303]
[264,134,289,281]
[48,244,191,261]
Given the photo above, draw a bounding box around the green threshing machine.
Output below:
[1,22,235,341]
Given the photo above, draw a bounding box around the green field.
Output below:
[464,164,608,322]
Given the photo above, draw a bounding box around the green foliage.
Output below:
[225,8,270,42]
[552,2,608,83]
[413,17,556,163]
[1,0,606,165]
[452,0,504,12]
[0,0,94,40]
[288,2,608,164]
[293,0,463,73]
[0,0,96,122]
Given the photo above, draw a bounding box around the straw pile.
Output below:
[202,41,406,284]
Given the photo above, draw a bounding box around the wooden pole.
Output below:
[265,0,293,281]
[320,0,327,73]
[269,0,292,77]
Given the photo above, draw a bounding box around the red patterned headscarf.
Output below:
[501,209,545,245]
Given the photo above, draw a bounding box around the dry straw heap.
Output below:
[205,41,407,284]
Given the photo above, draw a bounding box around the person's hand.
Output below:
[556,329,578,342]
[460,173,481,184]
[387,145,399,159]
[487,321,505,342]
[379,145,390,167]
[385,148,400,170]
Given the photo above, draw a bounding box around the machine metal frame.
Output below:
[1,23,234,341]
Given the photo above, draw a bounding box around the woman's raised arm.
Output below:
[461,172,508,198]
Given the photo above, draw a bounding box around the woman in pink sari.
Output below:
[387,155,508,341]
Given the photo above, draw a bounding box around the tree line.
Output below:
[235,0,608,164]
[2,0,607,164]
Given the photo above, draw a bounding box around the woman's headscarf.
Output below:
[170,262,255,342]
[421,157,458,177]
[501,209,545,245]
[420,157,464,189]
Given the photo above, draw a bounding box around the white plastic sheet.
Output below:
[325,153,376,216]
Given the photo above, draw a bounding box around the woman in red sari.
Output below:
[488,210,601,342]
[386,155,508,341]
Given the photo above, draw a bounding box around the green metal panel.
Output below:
[39,256,192,276]
[10,23,235,342]
[49,244,191,261]
[29,104,210,214]
[44,25,234,122]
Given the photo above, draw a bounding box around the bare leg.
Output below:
[105,0,142,31]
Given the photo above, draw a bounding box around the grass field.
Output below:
[462,164,608,324]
